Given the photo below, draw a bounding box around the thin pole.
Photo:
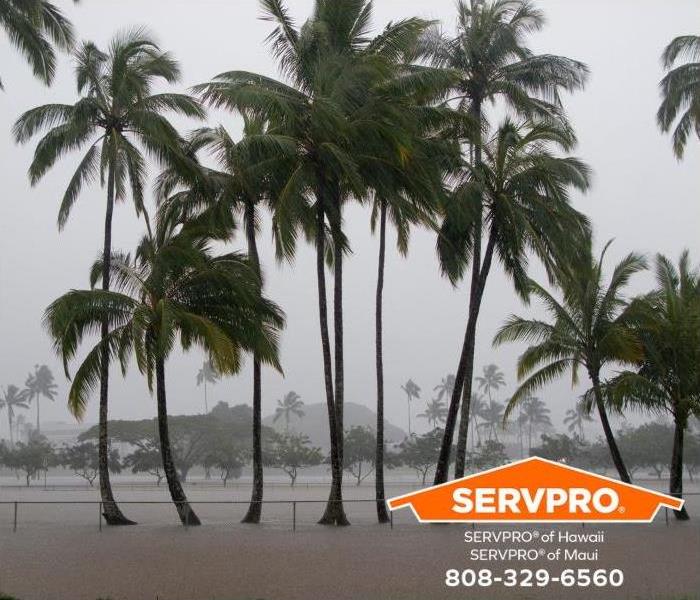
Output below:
[390,510,393,530]
[13,501,18,532]
[99,502,103,532]
[292,501,296,532]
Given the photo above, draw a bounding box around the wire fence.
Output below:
[2,494,697,533]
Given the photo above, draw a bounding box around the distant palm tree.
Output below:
[476,365,506,403]
[657,35,700,159]
[469,393,485,448]
[0,385,30,445]
[14,29,204,526]
[401,379,421,435]
[0,0,75,88]
[494,237,646,483]
[520,396,552,452]
[563,399,593,440]
[195,360,219,414]
[14,413,27,443]
[44,220,284,526]
[418,398,448,429]
[479,400,505,442]
[423,0,590,485]
[24,365,56,433]
[273,392,305,432]
[434,375,456,404]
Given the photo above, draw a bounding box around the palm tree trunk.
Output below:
[98,165,134,526]
[670,412,690,520]
[592,376,631,483]
[155,358,200,526]
[8,414,14,446]
[445,230,497,481]
[315,199,348,526]
[35,397,40,433]
[243,202,264,524]
[374,201,390,523]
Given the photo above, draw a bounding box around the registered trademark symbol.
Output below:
[618,506,626,513]
[533,531,540,538]
[538,548,545,556]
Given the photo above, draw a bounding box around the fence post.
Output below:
[390,510,393,530]
[98,502,102,532]
[292,501,296,532]
[185,503,189,529]
[665,507,669,526]
[13,501,18,532]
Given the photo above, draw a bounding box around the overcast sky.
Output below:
[0,0,698,439]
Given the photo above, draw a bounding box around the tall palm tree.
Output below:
[24,364,56,433]
[195,360,219,414]
[196,0,441,526]
[401,379,421,435]
[418,397,448,428]
[563,398,593,439]
[434,375,456,403]
[422,0,589,485]
[494,237,646,483]
[519,396,551,451]
[44,221,284,526]
[439,118,590,480]
[657,35,700,159]
[14,29,204,526]
[607,252,700,520]
[469,392,485,448]
[0,0,75,88]
[156,115,295,524]
[273,391,305,431]
[478,399,505,442]
[0,385,30,445]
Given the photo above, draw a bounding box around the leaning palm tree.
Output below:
[563,398,593,439]
[0,0,75,88]
[401,379,421,435]
[519,396,552,452]
[423,0,589,485]
[657,35,700,159]
[195,360,219,414]
[273,391,304,432]
[14,29,204,525]
[44,221,284,526]
[438,118,590,480]
[434,375,456,404]
[607,252,700,519]
[196,0,443,526]
[24,364,56,433]
[0,385,30,445]
[494,237,646,483]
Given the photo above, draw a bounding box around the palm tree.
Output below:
[434,375,456,403]
[423,0,589,485]
[418,398,448,429]
[195,360,219,414]
[476,364,506,402]
[563,399,593,440]
[44,220,284,526]
[401,379,421,435]
[494,237,646,483]
[14,29,204,526]
[439,118,590,480]
[196,0,441,526]
[519,396,552,452]
[607,252,700,520]
[156,115,294,524]
[469,393,485,448]
[0,0,74,88]
[24,365,56,433]
[0,385,30,445]
[478,399,505,442]
[657,35,700,159]
[273,391,304,431]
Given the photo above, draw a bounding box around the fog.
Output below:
[0,0,698,438]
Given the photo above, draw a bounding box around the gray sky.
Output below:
[0,0,698,438]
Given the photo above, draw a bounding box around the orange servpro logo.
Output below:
[387,457,684,523]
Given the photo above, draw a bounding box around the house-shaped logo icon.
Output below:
[387,457,684,523]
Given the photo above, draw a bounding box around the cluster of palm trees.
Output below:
[1,365,57,442]
[3,0,697,526]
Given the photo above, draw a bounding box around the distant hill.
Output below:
[263,401,407,449]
